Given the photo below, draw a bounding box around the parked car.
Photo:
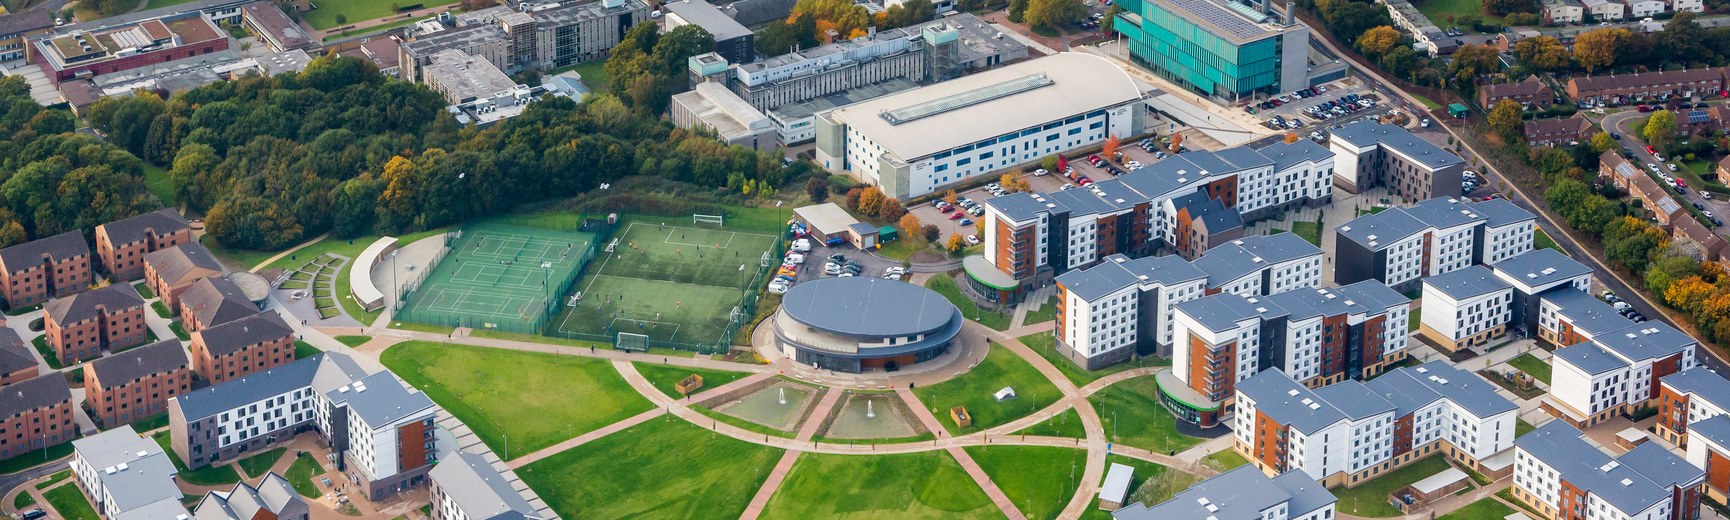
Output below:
[1703,190,1715,200]
[948,211,964,220]
[959,218,974,226]
[965,235,980,245]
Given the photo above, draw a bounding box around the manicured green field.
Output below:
[335,335,373,347]
[1291,221,1322,246]
[0,443,72,476]
[1021,332,1168,387]
[925,274,1011,330]
[285,452,325,498]
[549,60,611,91]
[965,446,1087,520]
[151,432,240,486]
[912,345,1061,435]
[1437,497,1516,520]
[43,483,98,520]
[237,448,285,478]
[381,341,654,459]
[761,451,1001,520]
[520,419,783,520]
[13,489,34,510]
[1011,408,1086,439]
[1332,456,1452,517]
[294,341,321,359]
[1204,449,1251,471]
[35,470,70,490]
[1507,353,1551,384]
[632,362,753,399]
[1517,417,1536,437]
[132,282,155,300]
[301,0,459,31]
[1090,376,1204,454]
[1535,229,1564,254]
[1077,455,1196,519]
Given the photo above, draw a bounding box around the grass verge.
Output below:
[519,418,783,520]
[1089,375,1204,454]
[911,345,1061,436]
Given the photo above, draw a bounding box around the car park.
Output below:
[959,217,974,226]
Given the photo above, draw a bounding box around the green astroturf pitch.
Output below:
[397,222,593,328]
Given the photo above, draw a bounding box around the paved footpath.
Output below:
[896,388,1028,519]
[739,385,844,519]
[507,371,776,469]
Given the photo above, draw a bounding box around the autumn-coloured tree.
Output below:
[859,186,885,216]
[1001,173,1018,190]
[1284,132,1301,144]
[899,213,922,239]
[944,189,958,205]
[1102,135,1120,160]
[1667,275,1715,315]
[1644,110,1679,150]
[378,156,420,231]
[946,233,966,252]
[1589,132,1617,154]
[846,187,864,210]
[1169,133,1183,153]
[1488,100,1524,143]
[1575,28,1629,73]
[1355,26,1402,57]
[880,197,905,222]
[1511,36,1570,72]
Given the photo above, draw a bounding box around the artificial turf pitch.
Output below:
[396,222,593,329]
[551,220,778,345]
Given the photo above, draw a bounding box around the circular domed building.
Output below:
[773,277,963,373]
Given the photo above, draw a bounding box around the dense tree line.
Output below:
[604,23,716,116]
[756,0,936,56]
[88,54,810,251]
[1508,13,1730,76]
[0,76,159,250]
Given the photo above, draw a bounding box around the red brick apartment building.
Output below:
[188,312,293,384]
[1480,75,1555,109]
[1524,115,1597,147]
[0,374,74,461]
[26,12,229,85]
[0,231,91,310]
[94,209,189,281]
[178,276,258,333]
[1567,67,1728,104]
[143,242,223,310]
[42,284,147,365]
[0,330,39,387]
[83,340,189,428]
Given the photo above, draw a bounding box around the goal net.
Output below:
[615,332,650,352]
[693,214,724,226]
[760,251,772,267]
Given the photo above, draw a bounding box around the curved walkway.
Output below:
[247,232,331,273]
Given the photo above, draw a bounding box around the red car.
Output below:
[949,211,964,220]
[1646,145,1657,154]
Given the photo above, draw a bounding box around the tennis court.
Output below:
[551,219,780,345]
[397,222,595,331]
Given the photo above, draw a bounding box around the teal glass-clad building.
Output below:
[1114,0,1310,101]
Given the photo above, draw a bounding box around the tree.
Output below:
[1504,12,1539,25]
[1102,135,1120,159]
[900,214,922,239]
[1356,26,1402,57]
[922,224,941,241]
[1379,46,1422,79]
[1645,110,1680,150]
[1658,12,1711,64]
[1447,45,1501,94]
[1025,0,1086,30]
[846,187,864,210]
[880,197,905,222]
[1482,0,1534,16]
[1101,4,1124,33]
[334,14,346,25]
[944,189,958,205]
[1575,28,1629,73]
[1512,36,1571,72]
[1489,100,1525,143]
[1284,132,1302,144]
[1589,132,1617,154]
[1009,0,1030,22]
[1169,133,1183,153]
[859,186,885,216]
[806,177,830,202]
[1321,0,1393,42]
[1666,276,1715,314]
[946,233,965,252]
[1041,155,1060,173]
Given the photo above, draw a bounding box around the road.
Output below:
[1303,30,1730,375]
[1599,110,1730,221]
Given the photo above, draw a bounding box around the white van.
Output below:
[791,239,812,252]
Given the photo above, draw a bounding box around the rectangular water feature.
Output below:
[821,393,918,439]
[714,382,816,431]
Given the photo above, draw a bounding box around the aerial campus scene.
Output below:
[10,0,1730,518]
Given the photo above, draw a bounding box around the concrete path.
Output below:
[247,232,330,273]
[948,445,1028,520]
[897,388,951,438]
[505,408,666,469]
[739,376,845,519]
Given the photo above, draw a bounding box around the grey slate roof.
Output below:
[324,371,435,428]
[0,373,70,418]
[99,208,187,246]
[90,340,186,386]
[1365,361,1518,418]
[0,10,53,38]
[195,474,302,520]
[1402,197,1490,231]
[1335,196,1531,250]
[1173,192,1242,233]
[722,0,797,26]
[666,0,753,40]
[1257,139,1333,172]
[1336,207,1429,250]
[182,277,258,328]
[1553,342,1628,375]
[1312,381,1395,420]
[1517,421,1698,515]
[1687,414,1730,449]
[0,329,34,376]
[144,242,223,284]
[173,352,366,421]
[1489,248,1590,290]
[1593,322,1694,364]
[1236,369,1348,434]
[46,284,144,324]
[0,231,87,272]
[1057,253,1207,301]
[1662,368,1730,411]
[72,425,183,518]
[430,451,542,520]
[194,313,293,357]
[1265,280,1407,323]
[1111,466,1293,520]
[780,276,958,338]
[1423,265,1512,300]
[1469,198,1537,228]
[1195,233,1321,288]
[1271,470,1338,515]
[1175,292,1273,333]
[982,192,1053,223]
[1541,289,1631,337]
[1330,121,1465,169]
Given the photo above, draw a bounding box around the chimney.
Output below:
[1285,0,1295,26]
[1262,0,1271,16]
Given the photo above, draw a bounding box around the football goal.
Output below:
[693,214,724,226]
[616,331,650,352]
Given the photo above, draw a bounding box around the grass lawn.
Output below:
[36,470,70,490]
[1413,0,1505,32]
[1022,332,1168,387]
[1024,296,1059,325]
[143,164,176,205]
[964,446,1088,520]
[912,345,1061,436]
[0,443,72,475]
[1507,353,1552,384]
[169,321,190,341]
[1011,408,1086,438]
[1535,229,1564,254]
[1078,456,1191,520]
[632,362,752,399]
[285,453,324,498]
[520,418,782,520]
[236,448,285,478]
[301,0,458,30]
[381,341,655,460]
[43,485,98,520]
[1414,94,1443,110]
[1090,375,1204,454]
[1291,221,1322,246]
[199,236,282,275]
[1333,455,1452,517]
[151,301,173,319]
[1204,449,1251,471]
[335,335,372,348]
[294,341,321,359]
[29,335,66,370]
[876,236,930,261]
[13,490,34,510]
[761,451,1001,520]
[1437,497,1516,520]
[925,274,1012,330]
[132,282,155,300]
[152,432,240,486]
[467,329,697,358]
[131,413,169,433]
[142,0,204,9]
[549,59,611,91]
[322,14,434,41]
[1410,308,1422,331]
[1516,417,1536,437]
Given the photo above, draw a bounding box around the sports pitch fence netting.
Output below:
[394,219,605,334]
[549,218,784,353]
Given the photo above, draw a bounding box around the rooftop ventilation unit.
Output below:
[1309,403,1321,410]
[1288,389,1300,396]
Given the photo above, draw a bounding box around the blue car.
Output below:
[1611,132,1621,140]
[959,218,974,226]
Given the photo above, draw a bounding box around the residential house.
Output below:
[1567,67,1724,105]
[1523,115,1596,147]
[94,208,190,281]
[178,277,258,333]
[1479,75,1555,110]
[84,340,191,428]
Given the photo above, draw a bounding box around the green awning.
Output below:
[962,255,1019,291]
